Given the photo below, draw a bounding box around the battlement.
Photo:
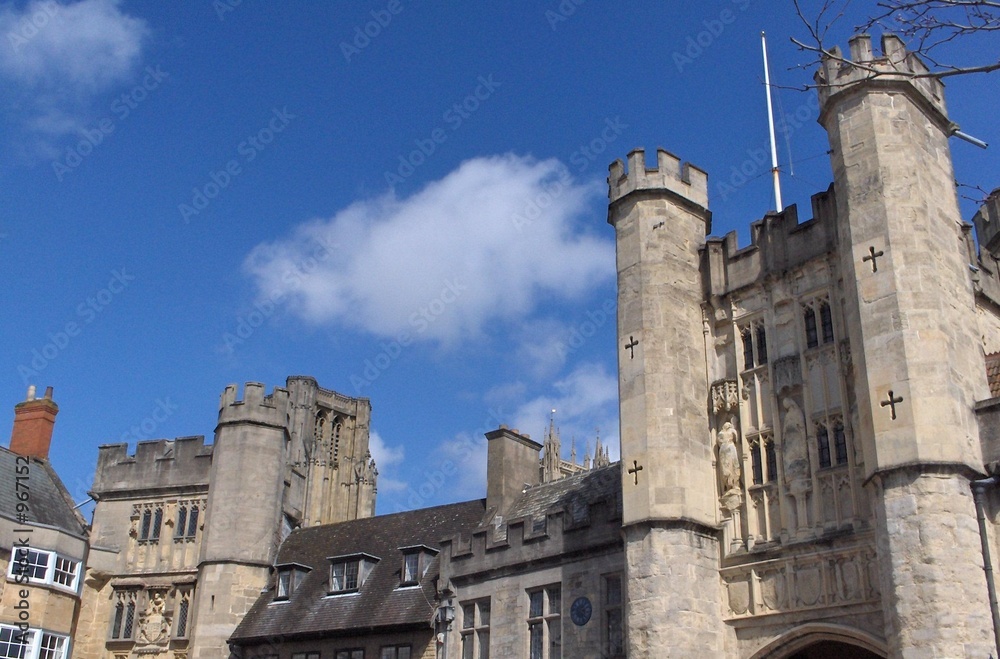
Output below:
[442,465,622,572]
[608,147,709,210]
[92,435,213,495]
[702,186,838,297]
[218,381,291,429]
[817,33,948,125]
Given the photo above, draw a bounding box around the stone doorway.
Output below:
[786,640,884,659]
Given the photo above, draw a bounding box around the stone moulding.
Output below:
[720,541,879,621]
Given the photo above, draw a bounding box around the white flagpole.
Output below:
[761,31,783,211]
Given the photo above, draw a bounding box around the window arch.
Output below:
[315,409,329,442]
[834,422,848,465]
[750,442,763,485]
[820,302,835,343]
[804,307,818,348]
[330,416,343,464]
[817,426,831,469]
[741,328,755,370]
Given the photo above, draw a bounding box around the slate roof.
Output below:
[0,446,87,537]
[987,352,1000,398]
[505,463,621,527]
[230,498,486,644]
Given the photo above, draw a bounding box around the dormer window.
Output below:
[328,553,379,594]
[398,545,438,587]
[274,563,311,601]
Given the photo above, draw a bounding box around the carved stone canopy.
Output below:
[773,356,802,393]
[711,379,739,414]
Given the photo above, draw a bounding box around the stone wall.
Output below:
[625,524,725,656]
[873,468,992,657]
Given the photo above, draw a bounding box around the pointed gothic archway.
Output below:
[749,622,888,659]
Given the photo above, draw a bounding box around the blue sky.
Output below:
[1,1,997,516]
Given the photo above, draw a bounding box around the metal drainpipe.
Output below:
[972,474,1000,657]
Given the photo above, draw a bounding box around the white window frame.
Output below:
[0,625,69,659]
[327,553,378,595]
[6,548,80,594]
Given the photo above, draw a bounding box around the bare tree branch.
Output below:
[791,0,1000,86]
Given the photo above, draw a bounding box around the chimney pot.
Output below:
[10,386,59,460]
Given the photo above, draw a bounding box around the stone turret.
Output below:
[819,34,993,656]
[608,147,725,655]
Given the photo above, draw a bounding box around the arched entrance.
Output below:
[786,640,883,659]
[749,623,888,659]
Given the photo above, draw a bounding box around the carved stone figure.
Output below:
[781,397,810,485]
[716,421,741,493]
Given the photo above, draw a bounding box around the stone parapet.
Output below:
[608,147,709,214]
[218,382,290,429]
[92,435,212,494]
[817,33,948,130]
[702,186,838,298]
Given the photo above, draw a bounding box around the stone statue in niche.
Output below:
[716,421,741,494]
[780,397,809,485]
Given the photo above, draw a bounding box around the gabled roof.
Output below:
[230,498,486,644]
[0,446,87,537]
[505,463,621,526]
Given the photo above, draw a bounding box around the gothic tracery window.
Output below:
[834,422,848,465]
[817,425,832,469]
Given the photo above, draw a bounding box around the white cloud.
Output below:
[423,362,620,506]
[0,0,147,92]
[435,431,490,504]
[0,0,149,142]
[509,362,620,462]
[368,430,406,493]
[244,154,614,344]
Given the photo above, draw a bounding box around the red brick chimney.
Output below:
[10,385,58,459]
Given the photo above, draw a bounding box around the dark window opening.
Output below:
[817,426,831,469]
[820,302,834,343]
[805,308,818,348]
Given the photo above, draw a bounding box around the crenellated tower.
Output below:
[607,148,726,655]
[819,34,993,656]
[82,377,375,659]
[194,382,292,659]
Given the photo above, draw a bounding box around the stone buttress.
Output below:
[819,34,993,657]
[608,148,728,655]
